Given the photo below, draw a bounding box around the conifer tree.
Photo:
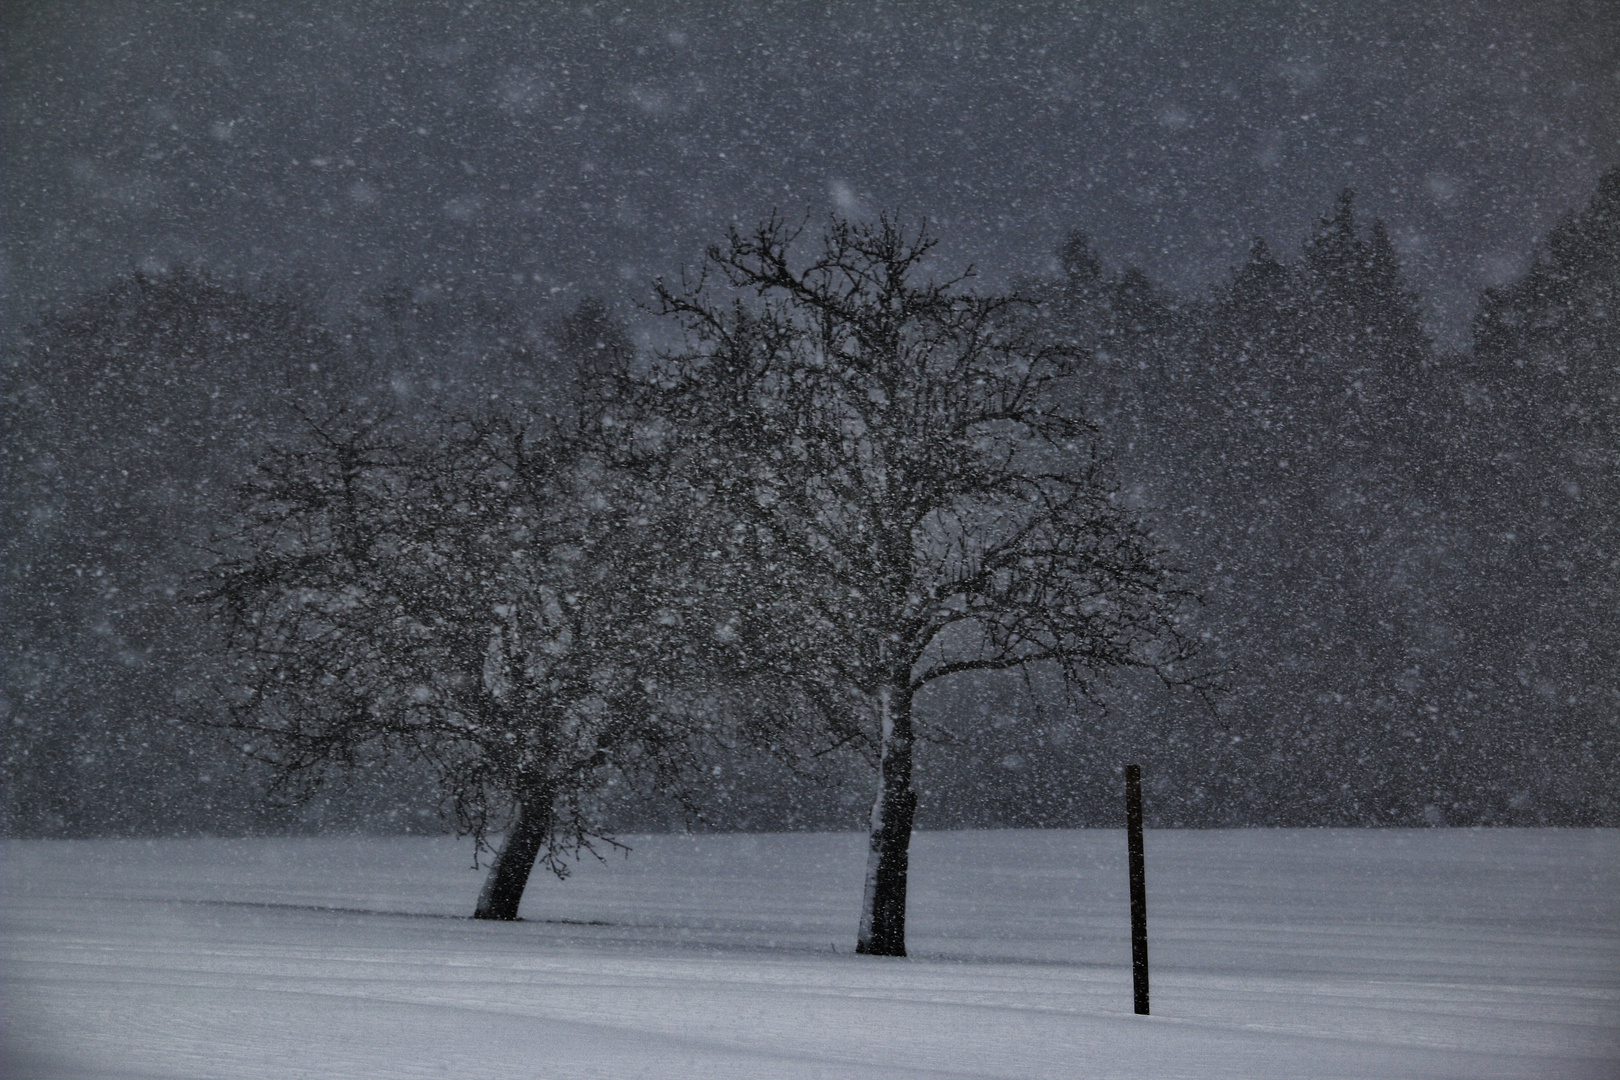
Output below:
[1,272,345,835]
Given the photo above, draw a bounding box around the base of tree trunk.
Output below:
[855,786,917,957]
[472,797,551,921]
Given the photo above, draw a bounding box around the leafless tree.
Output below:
[635,214,1202,955]
[202,379,717,918]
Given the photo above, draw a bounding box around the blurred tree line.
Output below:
[3,168,1616,837]
[940,172,1618,829]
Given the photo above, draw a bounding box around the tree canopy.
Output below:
[623,214,1199,952]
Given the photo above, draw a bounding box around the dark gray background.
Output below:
[7,0,1617,344]
[4,1,1619,837]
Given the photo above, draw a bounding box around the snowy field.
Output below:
[3,829,1615,1079]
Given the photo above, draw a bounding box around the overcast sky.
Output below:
[6,0,1617,348]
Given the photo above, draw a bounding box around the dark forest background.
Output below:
[4,170,1616,836]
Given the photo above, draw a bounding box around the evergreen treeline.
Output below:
[926,174,1618,828]
[3,170,1615,836]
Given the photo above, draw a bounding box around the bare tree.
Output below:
[201,386,712,919]
[638,214,1200,955]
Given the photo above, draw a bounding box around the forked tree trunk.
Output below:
[472,794,553,921]
[856,682,917,957]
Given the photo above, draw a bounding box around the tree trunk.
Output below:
[472,794,552,921]
[856,682,917,957]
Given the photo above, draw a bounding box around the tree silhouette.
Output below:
[202,379,726,918]
[632,215,1199,955]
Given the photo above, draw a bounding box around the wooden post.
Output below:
[1126,763,1149,1015]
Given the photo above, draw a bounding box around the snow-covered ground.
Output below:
[3,828,1615,1078]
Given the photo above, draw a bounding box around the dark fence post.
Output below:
[1126,763,1149,1015]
